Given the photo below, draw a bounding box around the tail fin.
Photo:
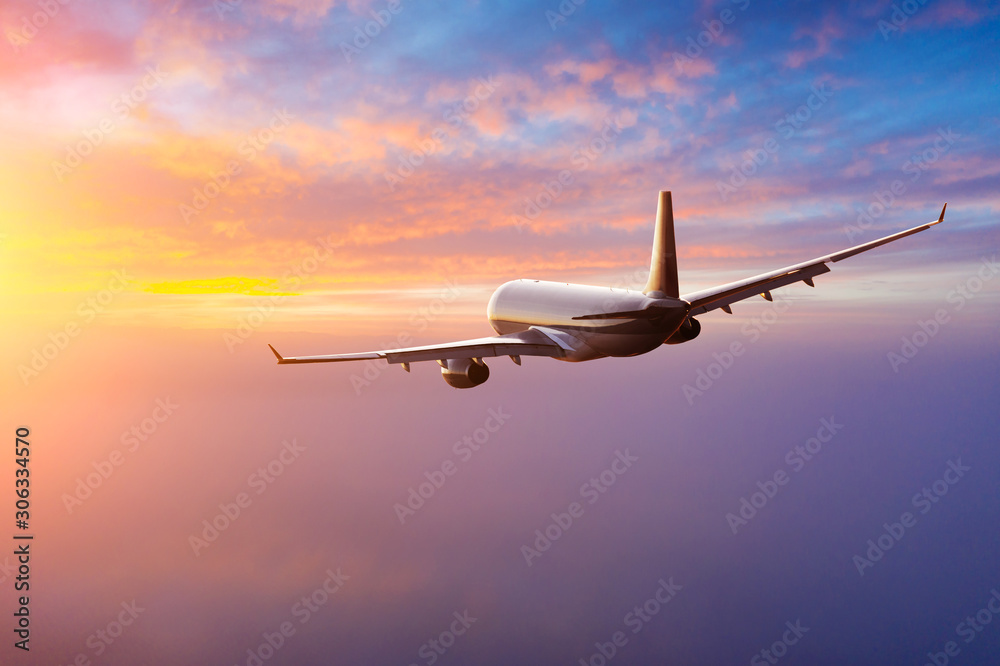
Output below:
[643,190,679,298]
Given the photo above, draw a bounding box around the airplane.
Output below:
[268,192,946,388]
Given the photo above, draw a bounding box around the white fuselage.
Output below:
[486,280,689,361]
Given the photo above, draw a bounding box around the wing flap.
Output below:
[384,340,563,364]
[685,264,831,316]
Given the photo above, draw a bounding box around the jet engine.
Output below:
[664,317,701,345]
[439,358,490,388]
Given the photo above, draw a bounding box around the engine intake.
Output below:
[664,317,701,345]
[439,358,490,388]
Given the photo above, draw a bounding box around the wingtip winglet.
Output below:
[937,203,947,224]
[267,344,284,363]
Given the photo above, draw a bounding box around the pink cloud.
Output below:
[785,13,844,69]
[923,0,997,25]
[842,159,874,178]
[705,90,739,119]
[544,58,616,84]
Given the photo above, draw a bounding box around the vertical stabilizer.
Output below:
[643,190,679,297]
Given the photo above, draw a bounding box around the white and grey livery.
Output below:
[269,192,946,388]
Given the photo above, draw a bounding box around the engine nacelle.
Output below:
[439,358,490,389]
[664,317,701,345]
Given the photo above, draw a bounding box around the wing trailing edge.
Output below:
[267,329,565,366]
[682,204,946,316]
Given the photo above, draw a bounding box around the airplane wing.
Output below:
[682,205,946,316]
[268,327,566,367]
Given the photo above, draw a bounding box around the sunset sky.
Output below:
[2,1,999,664]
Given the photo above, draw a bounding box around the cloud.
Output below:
[784,13,844,69]
[144,276,294,295]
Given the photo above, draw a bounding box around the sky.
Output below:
[1,0,999,664]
